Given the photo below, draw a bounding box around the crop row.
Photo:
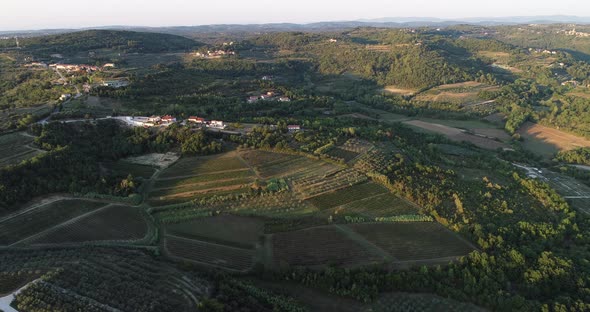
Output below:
[0,200,107,246]
[166,235,255,271]
[272,226,383,267]
[160,156,248,178]
[29,206,149,245]
[154,169,253,189]
[348,223,474,261]
[307,182,388,210]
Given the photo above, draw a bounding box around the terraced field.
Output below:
[165,215,264,249]
[347,223,475,261]
[272,226,384,267]
[0,132,44,167]
[29,205,149,245]
[165,235,255,271]
[0,199,107,246]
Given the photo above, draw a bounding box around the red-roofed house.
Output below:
[161,115,177,123]
[288,125,301,132]
[188,116,205,124]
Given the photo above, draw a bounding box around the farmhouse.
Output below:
[102,80,129,88]
[188,116,206,124]
[103,63,116,68]
[247,96,260,103]
[161,115,177,124]
[209,120,226,129]
[59,94,72,101]
[288,125,301,132]
[262,75,273,81]
[279,97,291,102]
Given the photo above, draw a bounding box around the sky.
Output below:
[1,0,588,31]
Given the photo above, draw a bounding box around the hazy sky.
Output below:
[1,0,588,30]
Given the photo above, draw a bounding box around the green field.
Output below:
[0,199,107,246]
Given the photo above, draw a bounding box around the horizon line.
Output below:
[1,14,589,33]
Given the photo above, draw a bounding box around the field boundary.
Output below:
[8,204,113,247]
[334,224,396,261]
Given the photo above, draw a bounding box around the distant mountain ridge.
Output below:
[1,15,590,37]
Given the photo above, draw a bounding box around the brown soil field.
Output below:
[568,91,590,99]
[518,122,590,152]
[404,120,508,150]
[383,85,418,96]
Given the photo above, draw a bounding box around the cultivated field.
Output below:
[517,122,590,157]
[165,235,255,271]
[149,152,256,206]
[0,132,44,167]
[334,193,418,218]
[240,150,338,179]
[403,120,509,150]
[370,292,487,312]
[292,168,368,199]
[306,182,388,210]
[0,199,107,246]
[159,153,249,178]
[272,226,384,267]
[165,215,264,249]
[347,222,475,262]
[29,205,149,245]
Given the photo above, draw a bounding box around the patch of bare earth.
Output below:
[404,120,508,150]
[518,122,590,151]
[383,85,417,96]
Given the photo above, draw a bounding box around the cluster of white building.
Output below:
[187,116,226,129]
[194,50,236,59]
[247,91,291,103]
[127,115,177,127]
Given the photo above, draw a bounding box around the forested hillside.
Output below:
[4,30,200,55]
